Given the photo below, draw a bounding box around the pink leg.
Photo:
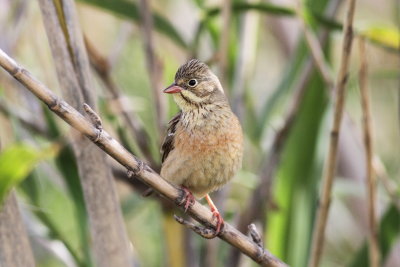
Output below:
[205,194,224,234]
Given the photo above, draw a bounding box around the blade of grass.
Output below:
[76,0,188,49]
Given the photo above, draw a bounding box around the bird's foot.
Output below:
[211,207,224,235]
[176,187,195,212]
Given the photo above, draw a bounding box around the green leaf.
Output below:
[361,26,400,50]
[205,2,295,18]
[0,144,58,204]
[76,0,187,49]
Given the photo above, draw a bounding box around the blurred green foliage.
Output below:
[0,143,57,203]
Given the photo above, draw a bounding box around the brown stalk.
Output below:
[0,192,35,267]
[138,0,165,135]
[0,48,288,267]
[37,1,133,266]
[358,38,380,267]
[308,0,357,266]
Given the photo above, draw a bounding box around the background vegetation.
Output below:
[0,0,399,266]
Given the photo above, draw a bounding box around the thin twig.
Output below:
[84,36,154,164]
[138,0,165,135]
[295,1,334,88]
[358,38,380,267]
[248,224,263,249]
[108,22,134,69]
[232,0,260,120]
[308,0,357,266]
[83,102,103,131]
[0,48,288,267]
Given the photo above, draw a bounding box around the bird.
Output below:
[160,59,243,235]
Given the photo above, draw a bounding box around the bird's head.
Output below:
[163,59,227,112]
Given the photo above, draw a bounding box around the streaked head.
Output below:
[163,59,226,111]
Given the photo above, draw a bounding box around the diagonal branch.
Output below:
[295,1,335,88]
[0,48,287,267]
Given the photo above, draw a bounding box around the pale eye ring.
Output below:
[188,79,197,87]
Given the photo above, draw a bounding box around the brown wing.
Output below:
[161,111,182,163]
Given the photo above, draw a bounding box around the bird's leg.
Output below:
[205,194,224,234]
[177,186,195,212]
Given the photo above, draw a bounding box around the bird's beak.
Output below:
[163,83,183,94]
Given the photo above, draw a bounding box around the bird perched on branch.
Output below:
[161,59,243,235]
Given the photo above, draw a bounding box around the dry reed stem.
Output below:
[358,38,380,267]
[0,192,35,267]
[0,48,287,267]
[308,0,357,266]
[37,1,134,266]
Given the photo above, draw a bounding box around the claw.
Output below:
[177,187,195,212]
[211,208,224,235]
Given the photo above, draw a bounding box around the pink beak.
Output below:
[163,83,183,94]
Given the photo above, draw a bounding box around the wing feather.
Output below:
[161,112,181,163]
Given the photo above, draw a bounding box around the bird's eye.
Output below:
[188,79,197,87]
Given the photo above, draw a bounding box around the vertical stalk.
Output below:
[0,192,36,267]
[359,38,380,267]
[308,0,357,266]
[37,1,134,266]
